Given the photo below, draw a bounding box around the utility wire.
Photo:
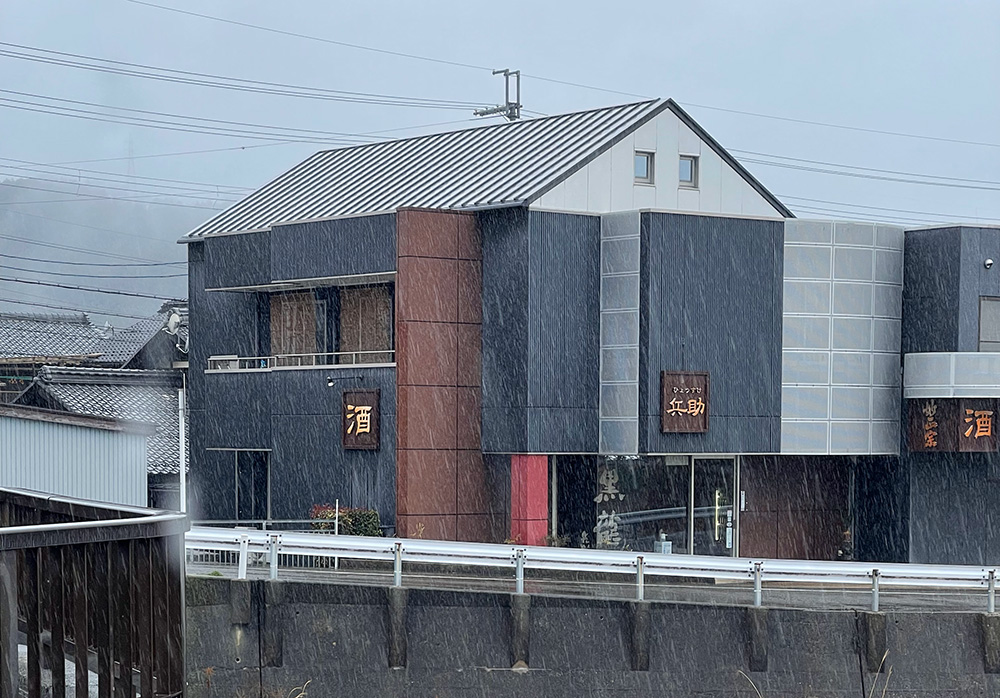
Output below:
[1,208,185,242]
[739,158,1000,192]
[0,181,225,210]
[123,0,1000,150]
[0,251,184,268]
[0,297,151,320]
[0,156,251,194]
[0,275,184,301]
[0,168,241,202]
[0,233,168,264]
[778,195,998,222]
[0,42,486,110]
[0,263,185,279]
[732,149,1000,186]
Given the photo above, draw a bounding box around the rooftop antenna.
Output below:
[474,69,521,121]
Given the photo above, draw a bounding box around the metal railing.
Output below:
[207,350,394,371]
[2,488,188,698]
[185,527,1000,612]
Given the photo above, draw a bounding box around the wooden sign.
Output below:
[343,388,379,450]
[907,398,997,453]
[661,371,709,433]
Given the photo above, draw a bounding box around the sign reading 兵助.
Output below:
[343,388,380,450]
[660,371,709,433]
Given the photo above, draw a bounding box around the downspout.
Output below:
[178,373,187,513]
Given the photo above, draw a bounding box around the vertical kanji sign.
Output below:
[343,388,380,450]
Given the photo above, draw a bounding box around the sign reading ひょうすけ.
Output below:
[660,371,709,433]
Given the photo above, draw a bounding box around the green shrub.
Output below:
[310,503,383,537]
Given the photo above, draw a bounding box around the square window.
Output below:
[634,151,654,184]
[679,155,698,188]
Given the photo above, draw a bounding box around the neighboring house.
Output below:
[15,367,186,510]
[0,304,188,401]
[0,403,151,507]
[182,97,999,565]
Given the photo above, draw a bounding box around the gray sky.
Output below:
[1,0,998,320]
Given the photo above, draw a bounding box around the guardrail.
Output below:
[185,527,1000,612]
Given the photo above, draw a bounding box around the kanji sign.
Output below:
[908,398,998,453]
[661,371,709,433]
[343,389,379,450]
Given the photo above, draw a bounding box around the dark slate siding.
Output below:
[639,212,783,454]
[901,227,962,354]
[527,211,600,453]
[480,207,529,452]
[480,208,600,454]
[203,231,270,289]
[270,214,396,281]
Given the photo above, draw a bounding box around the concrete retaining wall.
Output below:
[185,576,1000,697]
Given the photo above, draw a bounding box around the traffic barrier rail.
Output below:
[184,527,1000,612]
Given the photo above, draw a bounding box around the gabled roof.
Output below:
[93,308,171,366]
[184,98,790,239]
[0,312,107,361]
[19,367,185,476]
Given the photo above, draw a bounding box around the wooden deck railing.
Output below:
[0,488,188,698]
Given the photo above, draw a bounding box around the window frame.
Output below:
[679,155,699,189]
[979,296,1000,352]
[634,151,655,185]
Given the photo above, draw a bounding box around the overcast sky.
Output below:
[0,1,999,320]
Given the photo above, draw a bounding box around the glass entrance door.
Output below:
[692,458,736,556]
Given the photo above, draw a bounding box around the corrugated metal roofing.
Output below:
[185,99,667,238]
[21,367,186,476]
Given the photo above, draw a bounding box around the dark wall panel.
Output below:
[640,212,783,454]
[527,211,600,453]
[270,214,396,281]
[203,231,270,289]
[901,227,961,354]
[480,207,529,452]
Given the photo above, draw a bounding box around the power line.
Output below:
[0,156,251,194]
[0,251,184,268]
[0,276,184,301]
[0,42,486,110]
[0,297,151,320]
[732,149,1000,186]
[778,195,998,222]
[683,102,1000,150]
[739,158,1000,192]
[0,233,167,263]
[789,204,926,226]
[124,0,495,72]
[0,262,184,279]
[0,168,241,203]
[1,208,187,242]
[0,181,226,210]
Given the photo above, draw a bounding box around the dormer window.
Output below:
[634,151,654,184]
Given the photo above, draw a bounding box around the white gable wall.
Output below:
[531,109,783,218]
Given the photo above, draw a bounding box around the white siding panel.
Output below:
[0,416,147,506]
[697,149,723,213]
[609,136,635,211]
[678,122,702,155]
[587,150,613,211]
[633,120,657,150]
[677,187,700,210]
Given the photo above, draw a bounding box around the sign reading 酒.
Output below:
[660,371,709,433]
[343,388,380,450]
[907,398,997,453]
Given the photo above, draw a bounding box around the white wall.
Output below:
[531,109,783,218]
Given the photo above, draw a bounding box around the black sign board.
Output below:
[660,371,709,433]
[342,388,380,450]
[907,398,998,453]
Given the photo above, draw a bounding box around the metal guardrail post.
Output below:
[268,535,279,580]
[990,569,996,613]
[753,562,762,607]
[237,534,249,580]
[393,542,402,588]
[636,555,645,601]
[515,549,525,595]
[871,569,880,612]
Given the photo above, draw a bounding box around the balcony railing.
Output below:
[208,350,395,372]
[0,487,188,697]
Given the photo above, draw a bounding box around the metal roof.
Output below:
[18,367,186,476]
[186,100,676,238]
